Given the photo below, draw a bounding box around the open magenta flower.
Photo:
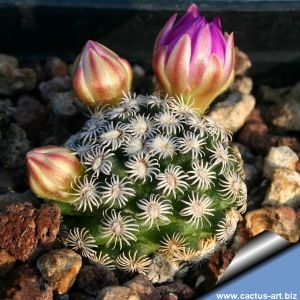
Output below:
[153,4,235,114]
[26,146,85,202]
[73,40,132,106]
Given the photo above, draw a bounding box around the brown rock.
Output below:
[245,206,300,242]
[155,279,194,300]
[263,168,300,208]
[234,47,252,75]
[3,264,53,300]
[45,56,69,78]
[124,274,160,300]
[0,203,60,261]
[96,286,140,300]
[76,265,118,296]
[0,250,16,276]
[239,108,272,154]
[37,248,82,294]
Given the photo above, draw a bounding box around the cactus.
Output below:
[26,3,246,283]
[56,92,246,282]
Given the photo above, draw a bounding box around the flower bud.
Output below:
[26,146,84,202]
[153,4,235,114]
[73,40,132,106]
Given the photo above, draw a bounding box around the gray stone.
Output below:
[244,163,260,189]
[37,249,82,294]
[263,168,300,208]
[50,91,82,118]
[0,54,36,96]
[0,123,31,168]
[270,98,300,131]
[39,75,71,102]
[0,99,12,126]
[96,286,140,300]
[263,146,299,179]
[209,92,256,133]
[230,76,253,94]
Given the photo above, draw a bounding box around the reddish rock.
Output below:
[0,203,60,261]
[96,286,140,300]
[3,264,53,300]
[239,108,272,154]
[270,136,300,153]
[207,247,235,282]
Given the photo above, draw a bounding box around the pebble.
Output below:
[234,47,252,75]
[263,146,299,179]
[96,286,140,300]
[230,76,253,94]
[209,92,255,133]
[244,163,260,189]
[12,95,47,139]
[39,75,71,102]
[0,98,12,127]
[3,264,53,300]
[0,203,60,261]
[124,274,160,300]
[270,98,300,131]
[76,265,118,296]
[0,123,31,168]
[258,85,289,103]
[263,168,300,208]
[45,56,69,78]
[0,54,37,96]
[245,206,300,242]
[50,91,82,119]
[155,279,194,300]
[232,143,256,164]
[37,248,82,294]
[239,108,272,154]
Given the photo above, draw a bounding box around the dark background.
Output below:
[0,0,299,83]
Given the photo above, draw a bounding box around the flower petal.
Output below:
[165,34,191,94]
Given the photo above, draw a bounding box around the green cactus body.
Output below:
[59,93,246,282]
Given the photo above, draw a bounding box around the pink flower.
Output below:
[73,40,132,106]
[26,146,84,202]
[153,4,235,114]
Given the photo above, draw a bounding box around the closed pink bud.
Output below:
[73,40,132,106]
[153,4,235,114]
[26,146,84,202]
